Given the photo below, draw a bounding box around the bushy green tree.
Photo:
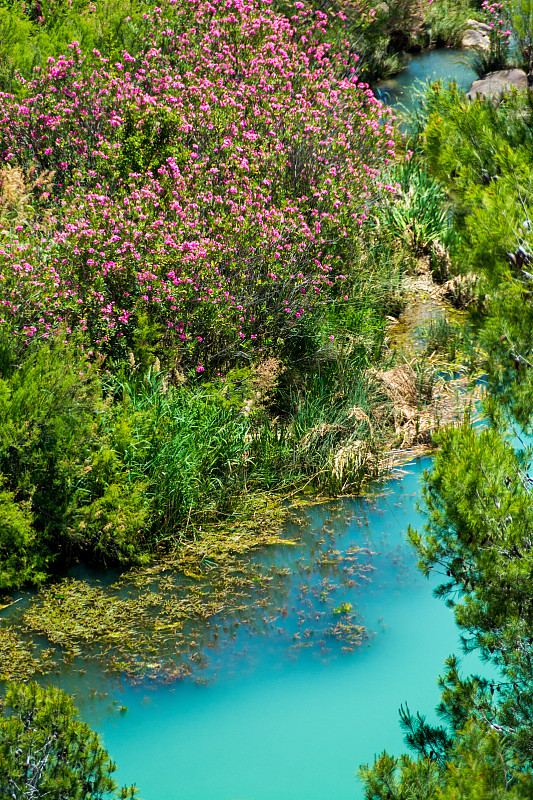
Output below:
[417,84,533,425]
[0,336,151,579]
[407,420,533,758]
[0,681,137,799]
[0,483,44,589]
[360,718,533,800]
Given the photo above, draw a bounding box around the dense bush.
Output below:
[417,84,533,424]
[0,0,397,374]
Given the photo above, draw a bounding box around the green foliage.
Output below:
[436,720,533,800]
[117,105,183,180]
[507,0,533,73]
[105,373,293,536]
[283,356,383,494]
[407,420,533,760]
[359,750,441,800]
[423,0,476,47]
[0,681,137,799]
[360,718,533,800]
[0,336,152,577]
[201,366,257,412]
[0,484,44,589]
[471,35,510,78]
[378,160,454,256]
[0,338,103,555]
[417,84,533,423]
[0,0,152,93]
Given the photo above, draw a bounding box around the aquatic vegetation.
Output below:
[0,495,407,683]
[18,514,292,680]
[0,625,56,682]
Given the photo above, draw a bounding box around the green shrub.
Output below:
[0,485,45,589]
[378,160,454,256]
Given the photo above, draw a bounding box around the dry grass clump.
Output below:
[0,165,55,231]
[374,361,476,453]
[442,273,479,308]
[244,357,285,415]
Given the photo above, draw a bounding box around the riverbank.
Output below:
[0,0,486,685]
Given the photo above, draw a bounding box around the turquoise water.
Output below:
[374,48,478,113]
[91,459,490,800]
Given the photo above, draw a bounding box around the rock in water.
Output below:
[466,69,528,101]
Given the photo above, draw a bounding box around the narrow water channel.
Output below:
[79,458,487,800]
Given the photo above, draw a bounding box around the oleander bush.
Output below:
[0,0,398,373]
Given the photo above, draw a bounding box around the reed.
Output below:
[423,0,477,47]
[378,160,454,256]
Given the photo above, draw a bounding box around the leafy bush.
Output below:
[378,159,454,256]
[0,337,152,576]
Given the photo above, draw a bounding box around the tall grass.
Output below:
[103,334,393,541]
[104,374,299,540]
[289,367,382,493]
[423,0,478,46]
[377,160,455,257]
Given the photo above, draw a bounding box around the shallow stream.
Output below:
[374,47,478,116]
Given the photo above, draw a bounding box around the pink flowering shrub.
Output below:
[0,0,397,372]
[480,0,511,69]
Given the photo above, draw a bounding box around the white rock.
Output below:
[461,29,490,50]
[466,18,492,34]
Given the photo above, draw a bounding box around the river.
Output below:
[93,458,491,800]
[13,49,485,800]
